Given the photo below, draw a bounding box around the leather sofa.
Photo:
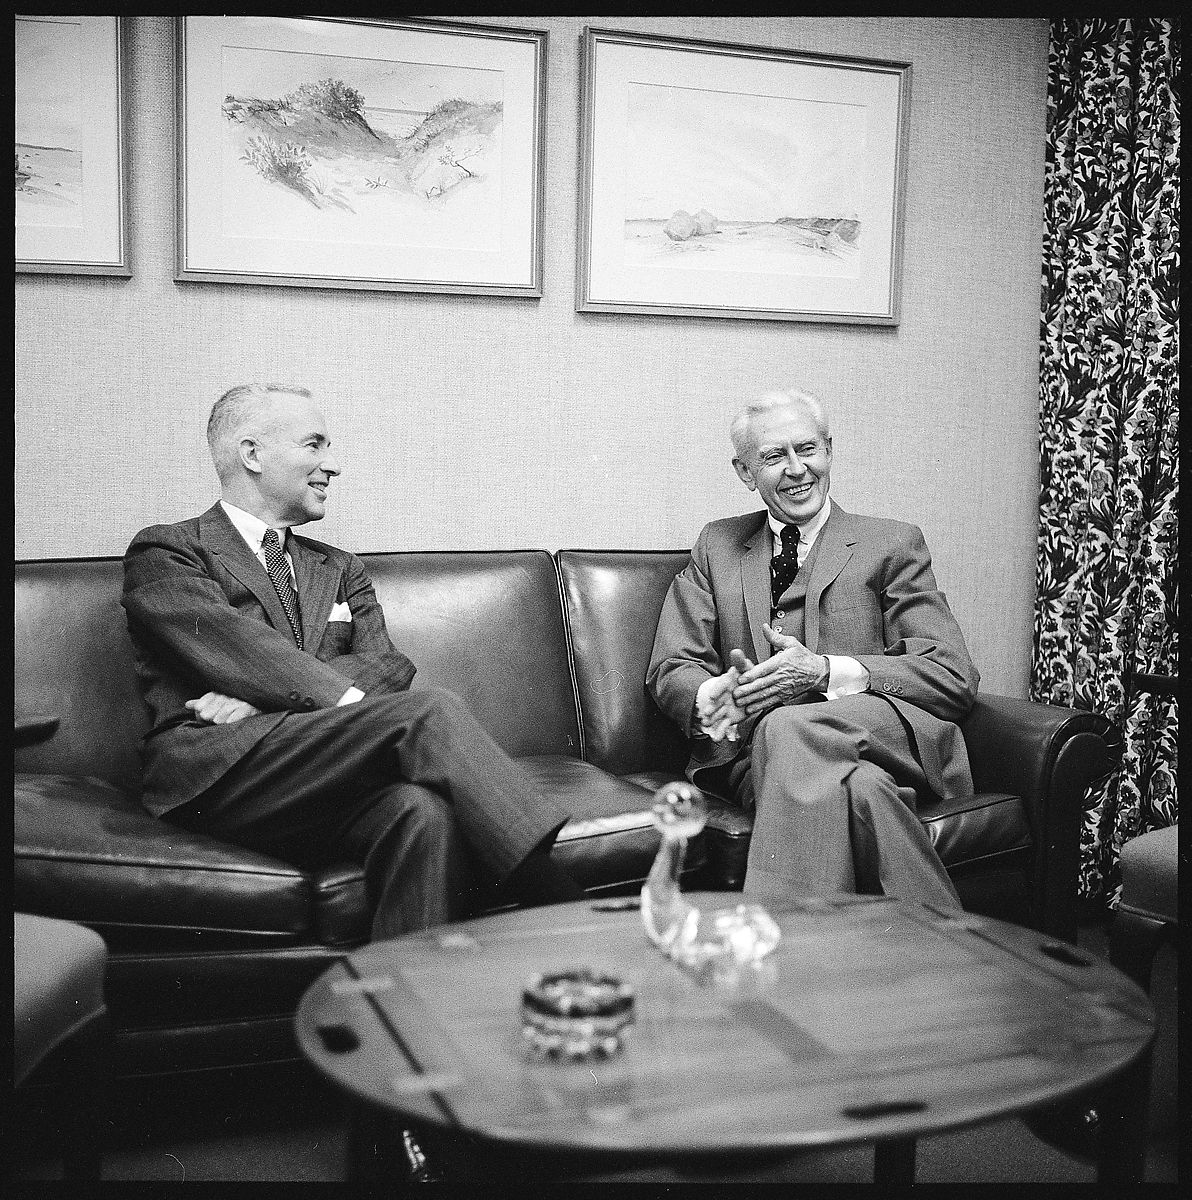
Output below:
[15,550,1118,1078]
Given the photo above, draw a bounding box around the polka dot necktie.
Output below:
[261,527,303,649]
[770,523,801,610]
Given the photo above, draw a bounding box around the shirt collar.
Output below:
[219,499,288,557]
[769,496,833,550]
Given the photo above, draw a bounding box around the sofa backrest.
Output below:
[15,560,150,793]
[359,551,581,759]
[557,550,690,778]
[14,549,686,794]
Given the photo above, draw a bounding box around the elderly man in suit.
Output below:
[122,383,581,941]
[647,387,978,908]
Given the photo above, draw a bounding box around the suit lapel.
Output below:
[290,534,340,651]
[199,503,295,638]
[804,503,857,653]
[739,512,771,664]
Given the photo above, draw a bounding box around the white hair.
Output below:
[206,383,312,482]
[729,388,830,458]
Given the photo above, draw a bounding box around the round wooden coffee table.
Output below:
[295,893,1155,1184]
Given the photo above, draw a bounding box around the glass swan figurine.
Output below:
[641,781,781,973]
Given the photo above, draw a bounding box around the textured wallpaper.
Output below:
[14,16,1048,696]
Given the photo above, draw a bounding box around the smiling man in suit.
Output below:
[647,387,978,908]
[122,383,581,940]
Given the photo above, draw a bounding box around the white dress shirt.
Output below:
[220,500,297,582]
[219,501,363,706]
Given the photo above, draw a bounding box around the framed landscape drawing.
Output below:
[15,15,130,276]
[175,16,547,295]
[577,28,911,324]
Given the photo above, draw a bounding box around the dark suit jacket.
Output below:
[122,502,416,816]
[646,503,980,801]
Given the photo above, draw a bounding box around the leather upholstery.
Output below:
[15,561,149,794]
[361,552,582,759]
[623,769,756,890]
[557,551,691,778]
[519,755,705,890]
[920,791,1032,872]
[14,912,108,1086]
[959,692,1118,942]
[16,772,325,946]
[14,551,1117,1077]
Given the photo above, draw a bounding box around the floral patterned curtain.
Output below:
[1032,18,1179,906]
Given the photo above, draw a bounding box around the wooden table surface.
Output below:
[296,893,1155,1175]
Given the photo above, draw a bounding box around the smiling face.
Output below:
[732,399,832,526]
[242,393,340,527]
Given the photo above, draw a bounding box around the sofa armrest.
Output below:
[962,692,1121,942]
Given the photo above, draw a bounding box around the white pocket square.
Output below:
[328,601,353,623]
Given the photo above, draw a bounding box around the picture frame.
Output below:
[175,16,547,296]
[15,15,131,276]
[576,28,911,325]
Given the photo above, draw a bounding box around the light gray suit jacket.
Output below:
[646,503,980,801]
[122,502,416,816]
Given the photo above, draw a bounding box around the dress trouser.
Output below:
[166,686,571,939]
[713,694,961,910]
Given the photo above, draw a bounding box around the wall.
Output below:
[15,16,1049,696]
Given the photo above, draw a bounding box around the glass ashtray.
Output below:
[520,968,635,1062]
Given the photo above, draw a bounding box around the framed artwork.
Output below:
[175,16,547,296]
[577,28,911,325]
[15,15,131,276]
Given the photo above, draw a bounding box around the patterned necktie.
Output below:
[261,527,303,648]
[770,523,801,610]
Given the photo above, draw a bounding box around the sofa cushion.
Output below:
[557,550,690,778]
[624,769,754,890]
[920,792,1032,874]
[15,773,371,947]
[621,769,1032,889]
[519,755,706,892]
[362,551,582,759]
[15,560,149,795]
[311,863,371,947]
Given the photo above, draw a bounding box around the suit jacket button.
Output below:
[302,698,315,710]
[288,691,300,702]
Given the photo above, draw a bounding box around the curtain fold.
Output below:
[1032,18,1179,906]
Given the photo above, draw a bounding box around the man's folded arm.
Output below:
[123,532,360,711]
[322,651,416,696]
